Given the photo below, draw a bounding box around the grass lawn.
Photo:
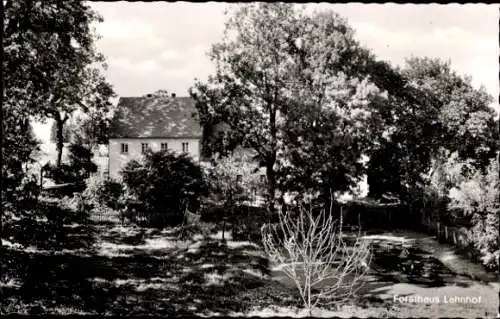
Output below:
[2,199,294,316]
[2,199,498,317]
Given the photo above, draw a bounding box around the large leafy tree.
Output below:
[191,3,389,211]
[403,58,498,167]
[191,3,299,213]
[366,79,441,202]
[367,57,498,215]
[48,58,114,167]
[50,104,114,154]
[4,0,114,168]
[2,0,50,207]
[277,10,389,204]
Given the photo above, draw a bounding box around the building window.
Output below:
[182,142,189,152]
[161,142,168,152]
[141,143,149,154]
[121,143,129,154]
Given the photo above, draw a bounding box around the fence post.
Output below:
[437,222,440,239]
[444,226,448,241]
[453,231,457,245]
[40,166,44,191]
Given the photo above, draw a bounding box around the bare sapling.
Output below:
[261,201,372,316]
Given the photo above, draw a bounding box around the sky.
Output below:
[33,3,499,143]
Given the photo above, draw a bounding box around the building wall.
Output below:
[108,138,201,179]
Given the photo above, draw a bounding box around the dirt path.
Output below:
[269,229,499,318]
[372,230,498,283]
[360,230,499,318]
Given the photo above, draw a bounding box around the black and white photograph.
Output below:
[2,2,499,317]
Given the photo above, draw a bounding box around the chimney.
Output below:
[171,93,176,98]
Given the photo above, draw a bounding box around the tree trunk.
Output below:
[267,103,277,216]
[87,113,96,165]
[56,118,65,167]
[55,113,69,167]
[266,160,276,216]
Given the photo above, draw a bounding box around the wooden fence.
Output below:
[421,216,470,249]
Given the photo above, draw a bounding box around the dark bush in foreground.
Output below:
[43,163,75,185]
[121,150,207,227]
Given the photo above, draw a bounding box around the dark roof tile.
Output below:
[110,96,203,138]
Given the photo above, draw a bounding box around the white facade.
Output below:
[108,138,201,179]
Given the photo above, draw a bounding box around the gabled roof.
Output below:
[110,96,203,139]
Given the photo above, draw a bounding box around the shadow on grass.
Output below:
[2,200,96,251]
[2,216,300,316]
[2,248,182,315]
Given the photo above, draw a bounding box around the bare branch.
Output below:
[261,199,371,315]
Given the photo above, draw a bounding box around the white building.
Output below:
[108,94,203,179]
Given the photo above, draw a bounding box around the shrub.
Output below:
[200,203,227,223]
[448,158,499,270]
[43,163,74,185]
[200,202,269,242]
[16,174,41,210]
[121,150,207,227]
[472,212,499,268]
[2,113,40,212]
[261,201,371,316]
[203,154,263,238]
[67,144,98,177]
[83,175,124,210]
[206,154,262,206]
[58,194,89,223]
[231,205,270,242]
